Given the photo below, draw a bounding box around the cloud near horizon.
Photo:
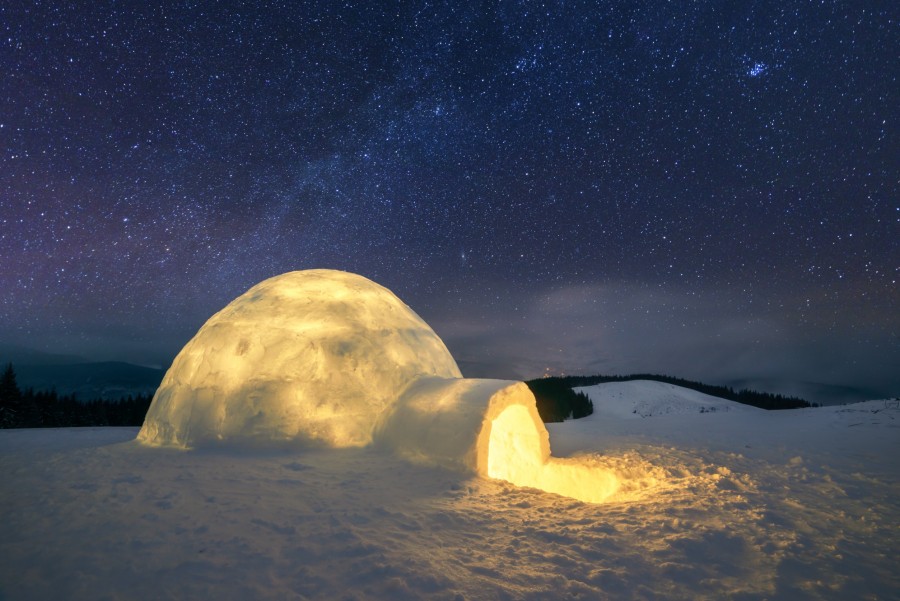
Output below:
[438,282,899,400]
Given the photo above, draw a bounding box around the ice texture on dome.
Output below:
[137,269,462,448]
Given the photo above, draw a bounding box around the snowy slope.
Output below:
[553,382,899,467]
[576,379,759,419]
[1,382,898,600]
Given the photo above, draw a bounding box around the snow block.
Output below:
[374,377,550,474]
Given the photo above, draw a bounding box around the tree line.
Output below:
[525,378,594,423]
[0,363,152,429]
[0,360,819,430]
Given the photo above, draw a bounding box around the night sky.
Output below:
[2,1,897,399]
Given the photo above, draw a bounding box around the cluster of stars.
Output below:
[0,1,896,391]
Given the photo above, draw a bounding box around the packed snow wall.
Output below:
[376,376,619,503]
[138,269,619,503]
[374,377,551,473]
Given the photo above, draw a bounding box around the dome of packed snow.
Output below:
[137,269,462,448]
[139,269,620,503]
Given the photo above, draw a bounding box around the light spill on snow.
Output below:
[487,404,620,503]
[1,384,897,600]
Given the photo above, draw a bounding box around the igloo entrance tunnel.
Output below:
[138,270,619,503]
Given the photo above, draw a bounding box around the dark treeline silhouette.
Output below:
[525,378,594,423]
[526,373,816,422]
[1,360,817,430]
[0,363,151,429]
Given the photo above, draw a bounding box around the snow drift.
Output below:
[138,270,619,502]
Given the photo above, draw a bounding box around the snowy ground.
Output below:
[1,381,897,600]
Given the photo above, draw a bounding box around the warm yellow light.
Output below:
[487,405,619,504]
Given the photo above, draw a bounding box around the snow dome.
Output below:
[139,269,619,503]
[138,269,462,448]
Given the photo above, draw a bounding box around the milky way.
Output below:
[1,2,897,397]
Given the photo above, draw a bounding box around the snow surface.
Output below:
[2,382,897,600]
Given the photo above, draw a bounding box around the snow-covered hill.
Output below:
[1,382,897,600]
[551,381,899,466]
[576,379,759,419]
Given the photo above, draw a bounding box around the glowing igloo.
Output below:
[138,270,461,448]
[139,269,618,503]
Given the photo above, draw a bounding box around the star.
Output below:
[0,1,894,398]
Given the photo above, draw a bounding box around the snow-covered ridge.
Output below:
[549,381,899,467]
[576,379,760,419]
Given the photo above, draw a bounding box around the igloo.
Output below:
[139,269,619,503]
[138,270,461,448]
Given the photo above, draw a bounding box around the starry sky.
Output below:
[1,1,897,400]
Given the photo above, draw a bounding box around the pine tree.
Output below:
[0,363,23,428]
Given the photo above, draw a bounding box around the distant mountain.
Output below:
[0,344,86,366]
[11,362,165,401]
[722,378,889,407]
